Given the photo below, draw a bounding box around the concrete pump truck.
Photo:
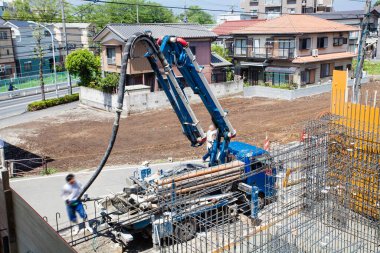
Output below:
[77,32,277,247]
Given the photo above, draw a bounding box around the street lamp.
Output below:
[28,21,58,98]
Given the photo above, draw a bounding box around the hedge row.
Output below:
[27,94,79,111]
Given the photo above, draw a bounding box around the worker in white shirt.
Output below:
[202,124,218,162]
[61,174,93,234]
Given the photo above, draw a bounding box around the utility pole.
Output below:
[60,0,72,95]
[353,0,371,103]
[136,4,139,23]
[183,0,188,23]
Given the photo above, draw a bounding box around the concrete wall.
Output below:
[0,170,74,253]
[244,84,332,100]
[244,77,369,100]
[80,80,243,114]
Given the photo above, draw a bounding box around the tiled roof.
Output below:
[292,52,356,64]
[234,15,359,35]
[310,9,379,20]
[95,23,217,41]
[212,20,265,36]
[211,52,232,67]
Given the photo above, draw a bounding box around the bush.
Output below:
[99,73,119,93]
[27,94,79,111]
[65,49,101,86]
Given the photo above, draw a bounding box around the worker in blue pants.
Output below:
[203,124,218,162]
[61,174,93,234]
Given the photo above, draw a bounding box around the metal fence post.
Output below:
[0,139,5,169]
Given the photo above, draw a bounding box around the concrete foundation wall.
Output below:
[0,171,74,253]
[12,191,75,253]
[80,81,243,114]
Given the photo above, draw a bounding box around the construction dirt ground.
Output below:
[0,82,379,172]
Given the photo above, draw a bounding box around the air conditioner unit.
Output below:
[312,49,319,57]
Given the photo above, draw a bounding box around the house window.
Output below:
[278,39,295,58]
[317,37,328,48]
[335,66,343,70]
[266,72,290,86]
[301,69,315,85]
[44,30,50,37]
[190,46,196,55]
[320,63,332,78]
[252,39,260,57]
[333,37,347,46]
[235,39,247,56]
[287,0,296,4]
[24,61,32,72]
[299,38,311,50]
[106,47,116,65]
[6,49,9,55]
[0,31,7,40]
[288,8,295,13]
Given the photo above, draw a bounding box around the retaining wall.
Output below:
[243,77,369,101]
[80,81,243,114]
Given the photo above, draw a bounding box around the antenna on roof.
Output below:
[183,0,188,23]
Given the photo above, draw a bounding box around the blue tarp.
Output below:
[228,141,267,160]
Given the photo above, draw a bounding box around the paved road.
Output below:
[0,87,79,120]
[10,160,203,229]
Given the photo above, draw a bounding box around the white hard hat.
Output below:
[141,161,150,166]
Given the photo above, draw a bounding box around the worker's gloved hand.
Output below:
[65,200,71,205]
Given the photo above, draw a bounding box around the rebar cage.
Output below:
[156,113,379,253]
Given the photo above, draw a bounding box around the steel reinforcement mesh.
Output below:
[158,115,380,253]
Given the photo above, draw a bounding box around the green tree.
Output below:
[211,44,231,62]
[3,0,72,22]
[65,49,101,86]
[178,5,215,24]
[72,0,176,28]
[32,25,46,101]
[375,0,380,6]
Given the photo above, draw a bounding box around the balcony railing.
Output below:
[265,0,282,6]
[233,46,295,59]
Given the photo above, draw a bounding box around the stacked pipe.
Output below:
[155,160,245,195]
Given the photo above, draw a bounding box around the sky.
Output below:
[70,0,368,16]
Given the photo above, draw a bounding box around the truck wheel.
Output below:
[174,219,196,242]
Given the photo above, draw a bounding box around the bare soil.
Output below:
[1,82,378,172]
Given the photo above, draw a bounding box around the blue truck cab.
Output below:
[228,141,277,201]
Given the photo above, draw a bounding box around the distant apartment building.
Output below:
[94,23,232,91]
[310,9,379,57]
[4,20,59,77]
[216,13,256,24]
[53,23,98,58]
[0,25,16,79]
[241,0,333,19]
[230,15,358,88]
[0,0,10,16]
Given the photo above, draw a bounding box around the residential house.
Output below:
[240,0,333,19]
[212,20,265,51]
[93,23,232,92]
[53,23,98,58]
[310,10,379,57]
[0,25,16,79]
[231,15,358,87]
[3,20,59,77]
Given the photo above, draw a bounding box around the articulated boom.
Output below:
[146,35,236,165]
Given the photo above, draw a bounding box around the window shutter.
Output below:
[329,63,334,76]
[307,39,311,49]
[324,37,328,48]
